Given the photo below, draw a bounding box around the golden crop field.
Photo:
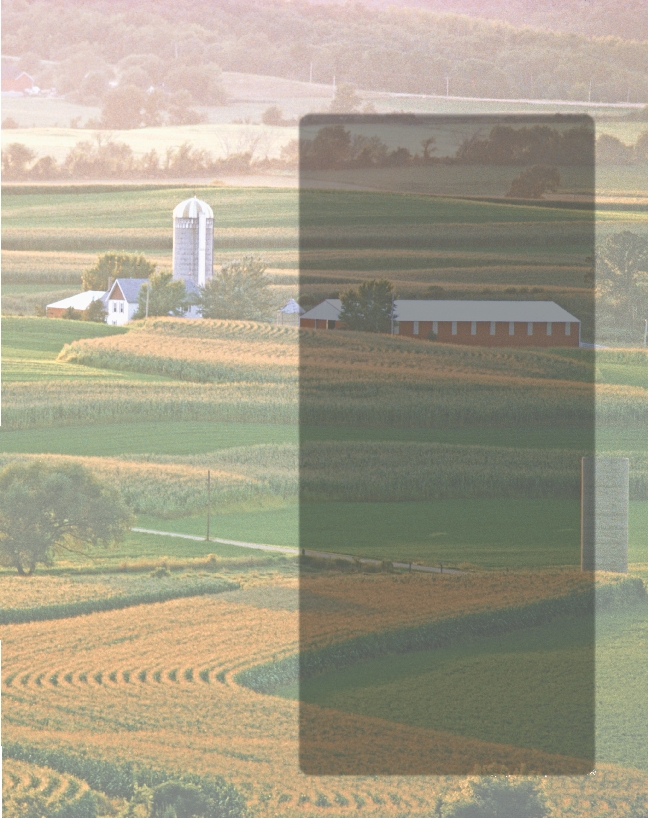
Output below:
[1,573,645,817]
[58,318,299,384]
[0,446,297,516]
[2,758,101,818]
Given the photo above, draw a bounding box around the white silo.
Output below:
[172,196,214,288]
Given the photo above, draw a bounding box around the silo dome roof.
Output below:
[173,196,214,219]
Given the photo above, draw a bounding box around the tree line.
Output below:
[7,121,644,181]
[1,136,298,181]
[3,0,648,105]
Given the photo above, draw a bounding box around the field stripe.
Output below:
[131,527,462,573]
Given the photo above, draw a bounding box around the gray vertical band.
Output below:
[581,456,629,573]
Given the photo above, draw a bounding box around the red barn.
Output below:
[300,299,581,348]
[2,64,34,94]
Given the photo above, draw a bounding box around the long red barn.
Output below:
[300,299,580,347]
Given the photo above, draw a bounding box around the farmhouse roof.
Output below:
[301,299,579,324]
[108,278,149,303]
[279,298,305,315]
[301,299,343,320]
[46,291,106,311]
[173,196,214,220]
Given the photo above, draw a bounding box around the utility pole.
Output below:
[390,291,395,335]
[309,61,313,83]
[145,282,149,319]
[206,469,211,541]
[588,78,593,103]
[644,319,647,349]
[445,76,450,98]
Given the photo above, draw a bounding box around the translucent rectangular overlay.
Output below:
[299,115,595,775]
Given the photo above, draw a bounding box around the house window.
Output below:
[565,322,571,335]
[547,322,552,336]
[471,321,477,335]
[112,302,117,313]
[119,302,124,313]
[451,321,457,335]
[432,321,438,334]
[413,321,419,335]
[490,322,496,335]
[527,322,533,336]
[509,322,515,335]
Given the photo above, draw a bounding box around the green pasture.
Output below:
[1,186,298,230]
[136,505,299,549]
[1,316,172,382]
[283,600,648,771]
[596,602,648,770]
[287,612,595,761]
[87,529,275,564]
[137,500,646,567]
[0,421,297,456]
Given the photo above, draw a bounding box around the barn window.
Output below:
[413,321,419,335]
[509,322,515,335]
[547,322,552,335]
[565,322,571,335]
[471,321,477,335]
[432,321,438,334]
[527,322,533,335]
[451,321,457,335]
[490,322,496,335]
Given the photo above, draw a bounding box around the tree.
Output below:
[596,230,648,335]
[63,306,82,320]
[99,84,162,129]
[262,105,285,126]
[198,256,275,321]
[83,298,107,323]
[329,83,363,114]
[506,165,560,199]
[1,142,36,178]
[339,279,395,333]
[444,778,549,818]
[135,270,189,318]
[82,253,156,291]
[0,462,132,576]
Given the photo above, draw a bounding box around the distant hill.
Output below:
[314,0,648,42]
[3,0,647,104]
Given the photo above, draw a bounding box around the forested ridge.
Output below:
[3,0,647,103]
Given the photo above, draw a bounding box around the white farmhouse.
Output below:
[106,279,148,326]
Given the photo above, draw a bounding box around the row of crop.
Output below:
[236,578,646,694]
[3,742,247,817]
[0,380,297,430]
[2,226,297,253]
[0,445,297,516]
[301,441,648,501]
[0,578,238,625]
[58,342,295,386]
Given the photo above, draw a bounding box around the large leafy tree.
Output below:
[82,252,156,291]
[506,165,560,199]
[596,231,648,336]
[198,256,275,321]
[339,279,395,333]
[0,462,132,576]
[135,270,189,318]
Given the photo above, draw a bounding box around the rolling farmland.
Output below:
[1,181,647,816]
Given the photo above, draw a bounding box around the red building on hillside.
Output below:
[2,63,34,93]
[300,299,580,348]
